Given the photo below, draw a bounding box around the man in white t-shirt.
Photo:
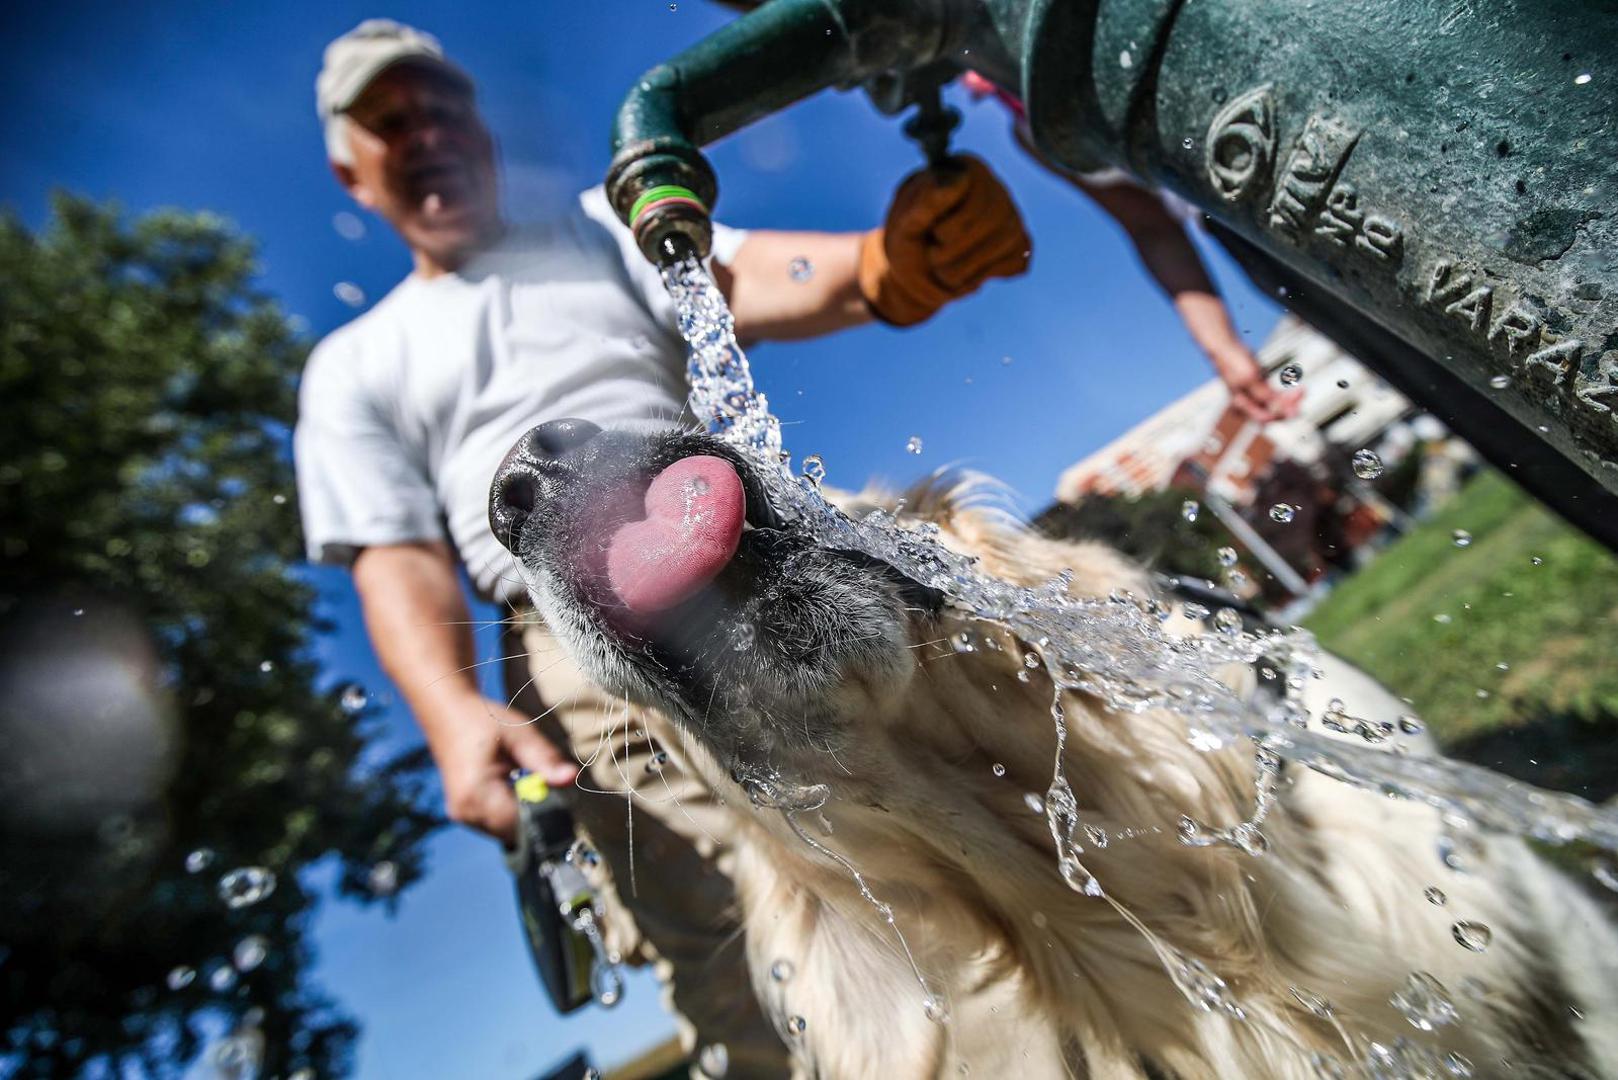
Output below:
[295,20,1030,1072]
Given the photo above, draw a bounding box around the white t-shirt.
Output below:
[293,187,746,602]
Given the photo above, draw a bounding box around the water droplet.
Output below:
[1592,859,1618,893]
[1279,363,1303,386]
[788,256,813,282]
[730,621,756,652]
[801,455,826,486]
[368,860,399,896]
[1424,885,1447,905]
[217,866,276,909]
[1182,500,1200,523]
[332,211,366,241]
[1269,503,1296,523]
[258,660,274,674]
[166,965,196,990]
[1451,920,1492,952]
[1399,715,1425,735]
[785,1015,807,1036]
[698,1043,730,1077]
[1433,612,1453,624]
[1390,971,1458,1030]
[1574,72,1592,85]
[233,935,268,973]
[72,607,85,616]
[1336,378,1350,389]
[645,750,670,773]
[1352,449,1384,479]
[1531,555,1544,566]
[1023,793,1045,815]
[905,435,923,455]
[1489,373,1511,389]
[1216,546,1238,567]
[1288,984,1334,1018]
[566,839,600,867]
[1452,529,1472,548]
[1310,1052,1346,1079]
[1023,650,1040,670]
[340,684,368,714]
[668,1,678,9]
[770,958,794,983]
[1119,48,1134,68]
[923,996,950,1023]
[333,281,366,307]
[1213,608,1243,636]
[185,848,216,874]
[1444,1051,1475,1077]
[990,762,1006,778]
[209,964,238,992]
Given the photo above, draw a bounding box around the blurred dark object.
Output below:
[1033,486,1234,586]
[0,196,440,1078]
[507,774,624,1016]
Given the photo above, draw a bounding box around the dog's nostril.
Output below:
[497,472,536,518]
[490,463,543,555]
[526,418,601,460]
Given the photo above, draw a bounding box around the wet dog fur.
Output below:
[494,426,1618,1079]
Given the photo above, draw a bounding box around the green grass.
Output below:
[1303,470,1618,746]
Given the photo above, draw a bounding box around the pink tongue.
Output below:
[605,456,745,615]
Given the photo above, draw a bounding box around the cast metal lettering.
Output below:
[1575,356,1618,417]
[1426,259,1473,306]
[1446,287,1494,334]
[1315,181,1404,263]
[1206,85,1276,202]
[1523,338,1582,387]
[1267,115,1360,237]
[1358,216,1403,262]
[1315,183,1361,245]
[1489,303,1544,357]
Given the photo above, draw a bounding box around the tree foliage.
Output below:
[0,195,440,1078]
[1032,486,1235,584]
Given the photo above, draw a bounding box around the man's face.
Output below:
[334,63,499,268]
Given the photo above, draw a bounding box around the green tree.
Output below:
[0,195,440,1078]
[1032,486,1235,584]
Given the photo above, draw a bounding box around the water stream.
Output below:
[660,253,1618,855]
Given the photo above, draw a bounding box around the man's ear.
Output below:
[330,160,378,211]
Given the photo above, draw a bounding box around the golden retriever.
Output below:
[490,421,1618,1079]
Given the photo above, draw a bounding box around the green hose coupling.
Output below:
[606,138,718,266]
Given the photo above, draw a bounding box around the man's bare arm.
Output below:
[1078,180,1301,423]
[714,231,871,342]
[351,541,577,844]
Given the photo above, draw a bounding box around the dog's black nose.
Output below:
[527,418,601,459]
[489,419,603,553]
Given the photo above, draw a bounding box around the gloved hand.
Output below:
[860,155,1032,327]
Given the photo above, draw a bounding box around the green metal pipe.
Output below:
[606,0,1618,540]
[605,0,972,262]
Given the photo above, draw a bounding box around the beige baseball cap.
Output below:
[316,19,473,161]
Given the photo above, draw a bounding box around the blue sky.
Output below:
[4,2,1279,1075]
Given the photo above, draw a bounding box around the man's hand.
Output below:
[859,155,1032,327]
[1216,348,1304,424]
[435,694,580,846]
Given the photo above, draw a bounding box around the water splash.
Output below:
[658,253,1618,1024]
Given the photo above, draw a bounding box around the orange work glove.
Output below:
[859,154,1032,327]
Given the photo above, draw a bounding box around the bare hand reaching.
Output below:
[434,694,579,846]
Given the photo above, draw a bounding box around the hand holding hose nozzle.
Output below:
[506,771,625,1014]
